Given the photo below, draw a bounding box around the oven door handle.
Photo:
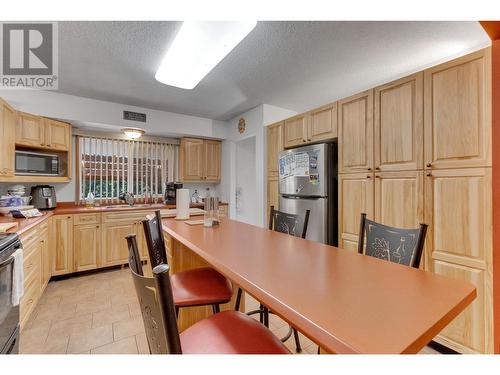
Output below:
[0,256,14,269]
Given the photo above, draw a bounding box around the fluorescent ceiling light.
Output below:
[155,21,257,90]
[122,128,145,139]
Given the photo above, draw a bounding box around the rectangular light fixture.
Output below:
[155,21,257,90]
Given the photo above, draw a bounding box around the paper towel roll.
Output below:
[175,189,190,220]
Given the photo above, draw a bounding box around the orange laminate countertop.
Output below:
[0,211,53,235]
[161,217,476,354]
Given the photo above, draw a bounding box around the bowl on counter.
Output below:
[0,196,24,207]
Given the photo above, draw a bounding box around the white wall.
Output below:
[219,104,296,227]
[235,136,257,225]
[0,90,225,139]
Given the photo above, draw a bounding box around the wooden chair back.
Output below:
[357,213,428,268]
[142,210,168,268]
[126,234,143,276]
[269,205,310,239]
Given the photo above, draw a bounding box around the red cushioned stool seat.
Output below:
[171,267,233,307]
[180,310,290,354]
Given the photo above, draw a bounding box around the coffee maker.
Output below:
[164,182,183,204]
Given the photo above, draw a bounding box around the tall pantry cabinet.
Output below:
[267,47,493,353]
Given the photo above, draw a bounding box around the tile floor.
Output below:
[20,267,439,354]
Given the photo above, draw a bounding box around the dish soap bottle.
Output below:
[85,192,95,208]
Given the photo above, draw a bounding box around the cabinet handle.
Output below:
[67,216,71,219]
[366,175,371,179]
[367,168,372,171]
[96,225,99,228]
[426,173,432,177]
[426,163,432,168]
[375,175,380,178]
[375,167,380,170]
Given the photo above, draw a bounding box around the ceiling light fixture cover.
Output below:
[122,128,145,139]
[155,21,257,90]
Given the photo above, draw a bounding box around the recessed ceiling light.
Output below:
[122,128,145,139]
[155,21,257,90]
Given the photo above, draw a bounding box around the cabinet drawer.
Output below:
[23,245,41,283]
[74,213,101,225]
[20,228,40,257]
[102,210,153,223]
[20,274,41,327]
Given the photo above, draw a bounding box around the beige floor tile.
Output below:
[21,333,69,354]
[76,296,112,315]
[92,304,131,328]
[67,325,114,354]
[91,336,138,354]
[49,314,93,338]
[128,301,141,317]
[33,303,78,323]
[135,333,150,354]
[111,292,139,307]
[113,315,145,341]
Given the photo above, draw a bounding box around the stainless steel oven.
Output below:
[15,150,60,176]
[0,233,21,354]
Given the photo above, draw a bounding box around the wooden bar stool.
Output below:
[234,205,310,353]
[140,211,233,315]
[127,237,290,354]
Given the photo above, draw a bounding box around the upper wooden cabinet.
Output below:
[44,118,71,150]
[338,90,374,173]
[308,102,337,143]
[0,99,16,177]
[179,138,221,182]
[375,73,423,171]
[283,105,337,148]
[283,113,308,148]
[204,140,221,182]
[424,48,491,169]
[267,121,283,176]
[16,112,71,151]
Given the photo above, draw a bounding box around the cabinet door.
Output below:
[375,73,423,171]
[374,171,423,229]
[283,113,307,148]
[180,138,204,181]
[74,224,101,272]
[308,102,337,143]
[16,112,44,147]
[52,215,74,275]
[424,168,492,353]
[44,118,71,150]
[204,140,221,182]
[0,100,16,177]
[424,48,491,169]
[338,90,374,173]
[266,176,279,226]
[40,226,50,290]
[102,221,136,267]
[338,172,374,251]
[267,122,283,177]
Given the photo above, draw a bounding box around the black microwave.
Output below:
[15,151,60,176]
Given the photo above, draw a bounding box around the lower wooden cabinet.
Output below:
[338,172,374,251]
[74,223,101,272]
[52,215,74,276]
[39,221,51,291]
[266,176,279,226]
[424,167,493,353]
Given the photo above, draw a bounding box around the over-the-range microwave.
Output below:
[15,150,60,176]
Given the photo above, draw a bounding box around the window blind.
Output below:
[77,135,178,204]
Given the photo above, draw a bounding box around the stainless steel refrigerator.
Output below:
[278,142,337,245]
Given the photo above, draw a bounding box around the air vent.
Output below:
[123,110,146,123]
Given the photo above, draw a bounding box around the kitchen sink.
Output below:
[104,203,166,209]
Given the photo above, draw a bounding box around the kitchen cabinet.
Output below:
[52,215,74,276]
[424,48,491,170]
[338,90,374,173]
[267,121,283,176]
[204,140,221,182]
[39,220,51,291]
[0,98,16,177]
[266,176,279,226]
[374,171,424,229]
[338,172,374,252]
[308,102,337,143]
[74,223,101,272]
[283,113,308,148]
[16,111,45,148]
[424,168,492,353]
[44,118,71,151]
[179,138,221,182]
[374,73,423,171]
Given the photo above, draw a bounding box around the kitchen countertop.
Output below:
[0,201,227,234]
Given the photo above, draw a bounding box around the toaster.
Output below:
[31,185,57,210]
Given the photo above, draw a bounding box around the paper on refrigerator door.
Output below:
[293,152,310,176]
[279,153,295,179]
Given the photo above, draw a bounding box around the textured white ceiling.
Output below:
[57,21,490,121]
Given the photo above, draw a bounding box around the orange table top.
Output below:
[162,217,476,354]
